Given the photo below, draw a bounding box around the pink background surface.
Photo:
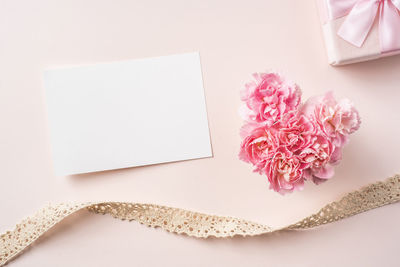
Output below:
[1,0,400,266]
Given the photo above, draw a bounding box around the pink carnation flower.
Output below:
[300,135,335,184]
[239,124,279,173]
[301,91,361,147]
[265,147,306,194]
[241,73,301,127]
[277,112,319,153]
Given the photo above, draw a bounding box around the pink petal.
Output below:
[312,164,335,179]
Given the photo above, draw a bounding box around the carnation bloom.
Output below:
[239,124,279,173]
[277,112,319,152]
[301,91,361,147]
[265,147,306,194]
[240,72,301,126]
[300,135,335,184]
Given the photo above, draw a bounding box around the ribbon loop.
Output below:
[337,0,380,47]
[379,0,400,52]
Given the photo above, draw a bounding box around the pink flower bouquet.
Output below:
[239,72,361,194]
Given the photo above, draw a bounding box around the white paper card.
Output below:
[44,52,212,176]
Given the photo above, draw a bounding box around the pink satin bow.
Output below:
[325,0,400,53]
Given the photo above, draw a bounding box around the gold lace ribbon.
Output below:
[2,175,400,266]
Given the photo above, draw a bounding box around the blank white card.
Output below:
[44,52,212,176]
